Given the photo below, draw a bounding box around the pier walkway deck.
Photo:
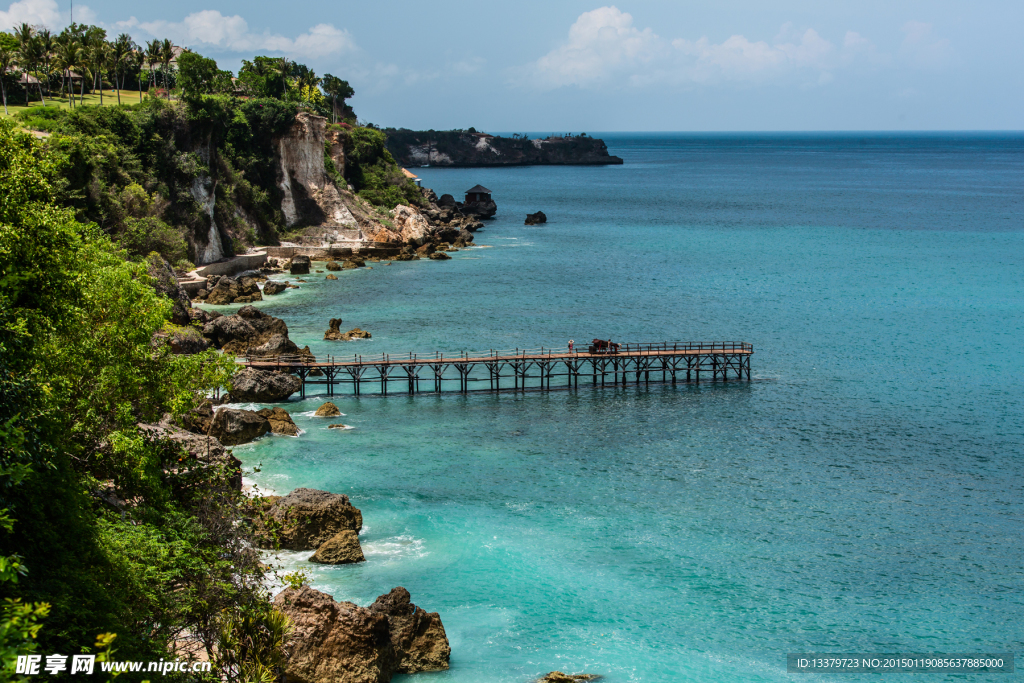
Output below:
[241,341,753,398]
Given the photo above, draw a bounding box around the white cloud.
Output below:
[0,0,92,31]
[526,6,666,87]
[136,10,355,59]
[519,7,892,90]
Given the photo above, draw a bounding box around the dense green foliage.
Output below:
[343,126,425,209]
[0,118,284,677]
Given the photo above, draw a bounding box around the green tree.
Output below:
[0,45,14,115]
[177,51,220,101]
[320,74,353,124]
[14,25,44,105]
[111,33,132,104]
[145,39,161,91]
[160,39,174,99]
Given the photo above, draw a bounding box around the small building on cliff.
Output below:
[465,185,492,204]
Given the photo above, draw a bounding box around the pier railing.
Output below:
[243,341,753,367]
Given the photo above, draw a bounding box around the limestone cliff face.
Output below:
[385,129,624,167]
[188,137,227,265]
[277,113,357,229]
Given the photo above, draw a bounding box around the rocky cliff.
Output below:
[385,130,623,167]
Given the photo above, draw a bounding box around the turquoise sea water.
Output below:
[215,134,1024,682]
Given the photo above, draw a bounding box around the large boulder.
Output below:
[263,280,288,295]
[290,255,311,274]
[391,205,431,246]
[369,588,450,674]
[273,585,398,683]
[428,252,451,261]
[203,276,261,305]
[210,408,271,446]
[263,488,362,550]
[203,306,308,359]
[315,402,342,417]
[525,211,547,225]
[137,419,241,490]
[326,261,342,271]
[536,674,601,683]
[146,254,192,325]
[230,368,302,402]
[257,407,299,436]
[309,529,365,564]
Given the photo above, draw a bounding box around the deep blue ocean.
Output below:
[217,134,1024,681]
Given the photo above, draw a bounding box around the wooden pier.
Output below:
[242,341,753,398]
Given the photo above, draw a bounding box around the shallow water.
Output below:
[217,133,1024,682]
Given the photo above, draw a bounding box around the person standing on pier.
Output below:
[569,339,574,353]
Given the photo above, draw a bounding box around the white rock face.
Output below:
[391,205,431,245]
[190,175,224,265]
[277,113,357,229]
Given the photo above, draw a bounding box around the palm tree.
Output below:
[131,49,145,102]
[38,29,53,98]
[14,24,45,105]
[0,45,16,114]
[111,34,132,104]
[275,57,292,100]
[89,40,109,104]
[321,74,353,124]
[53,39,84,107]
[146,39,161,92]
[160,38,174,99]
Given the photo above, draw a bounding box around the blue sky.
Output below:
[3,0,1021,131]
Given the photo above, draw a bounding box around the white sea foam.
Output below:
[298,410,346,418]
[362,534,427,562]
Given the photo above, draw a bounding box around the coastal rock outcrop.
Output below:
[369,587,451,673]
[277,113,358,229]
[391,205,431,246]
[204,276,263,305]
[536,673,601,683]
[525,211,547,225]
[257,407,299,436]
[229,367,302,403]
[325,319,371,341]
[326,274,338,280]
[386,129,624,167]
[209,408,271,446]
[262,488,362,550]
[315,402,342,417]
[273,585,398,683]
[290,255,311,274]
[309,529,365,564]
[202,306,311,359]
[326,260,342,271]
[263,280,288,295]
[137,419,241,490]
[428,252,451,261]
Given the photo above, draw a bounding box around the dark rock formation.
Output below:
[137,418,241,490]
[263,280,288,295]
[210,408,271,446]
[385,129,623,167]
[205,276,263,305]
[315,402,342,417]
[325,320,371,341]
[328,423,352,429]
[326,261,342,271]
[273,585,397,683]
[230,367,302,402]
[369,587,451,673]
[202,306,310,359]
[168,328,211,355]
[536,673,601,683]
[428,252,451,261]
[256,407,299,436]
[525,211,547,225]
[146,254,191,325]
[326,274,338,280]
[309,529,365,564]
[461,198,497,219]
[261,488,362,550]
[290,255,311,274]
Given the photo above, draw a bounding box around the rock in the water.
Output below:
[204,276,262,305]
[525,211,547,225]
[342,259,366,269]
[203,306,309,359]
[309,529,365,564]
[414,242,435,256]
[326,274,338,280]
[392,253,416,261]
[274,585,398,683]
[536,673,601,683]
[428,252,451,261]
[326,261,342,271]
[146,254,192,325]
[210,408,271,446]
[328,424,352,430]
[263,280,288,295]
[458,228,475,243]
[324,318,345,341]
[230,367,302,402]
[315,402,342,417]
[290,255,311,274]
[257,407,299,436]
[369,587,451,673]
[262,488,362,550]
[342,328,371,340]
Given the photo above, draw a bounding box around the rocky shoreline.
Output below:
[385,128,624,167]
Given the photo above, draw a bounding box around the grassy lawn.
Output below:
[0,89,161,118]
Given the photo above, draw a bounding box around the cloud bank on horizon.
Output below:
[0,0,1015,130]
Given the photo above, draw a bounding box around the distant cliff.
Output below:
[384,130,624,167]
